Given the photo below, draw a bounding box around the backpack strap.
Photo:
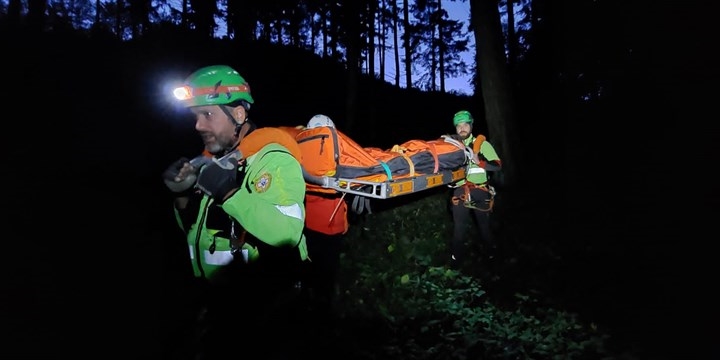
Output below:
[351,194,372,215]
[473,134,486,155]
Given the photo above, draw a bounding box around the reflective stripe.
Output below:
[189,245,194,260]
[467,167,486,175]
[203,250,234,265]
[275,203,303,221]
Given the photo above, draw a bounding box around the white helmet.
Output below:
[307,114,335,129]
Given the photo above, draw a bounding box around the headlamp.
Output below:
[173,84,251,102]
[173,85,193,101]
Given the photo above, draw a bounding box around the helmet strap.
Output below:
[222,101,252,131]
[220,104,255,154]
[220,105,240,126]
[218,122,247,157]
[233,120,255,144]
[235,121,250,139]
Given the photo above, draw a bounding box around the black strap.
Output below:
[351,195,372,215]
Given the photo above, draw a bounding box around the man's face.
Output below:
[189,105,240,155]
[455,122,472,140]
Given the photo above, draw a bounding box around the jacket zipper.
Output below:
[297,134,329,155]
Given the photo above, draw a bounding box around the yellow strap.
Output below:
[400,153,415,176]
[389,145,414,176]
[390,144,406,153]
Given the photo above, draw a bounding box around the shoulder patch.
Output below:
[254,172,272,193]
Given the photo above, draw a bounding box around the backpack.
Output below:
[304,192,349,235]
[199,127,303,164]
[473,134,485,155]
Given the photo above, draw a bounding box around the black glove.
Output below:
[163,157,189,180]
[196,160,242,203]
[163,157,197,193]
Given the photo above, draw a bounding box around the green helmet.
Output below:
[453,110,474,126]
[173,65,254,107]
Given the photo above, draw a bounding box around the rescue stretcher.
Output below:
[188,125,472,208]
[296,130,473,201]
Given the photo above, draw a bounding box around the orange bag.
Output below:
[296,126,410,181]
[305,192,349,235]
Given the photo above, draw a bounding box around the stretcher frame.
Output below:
[310,167,467,199]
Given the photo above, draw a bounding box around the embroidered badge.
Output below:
[254,172,272,193]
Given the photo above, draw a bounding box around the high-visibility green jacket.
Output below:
[456,134,501,186]
[176,142,308,280]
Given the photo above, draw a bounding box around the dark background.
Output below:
[2,0,717,359]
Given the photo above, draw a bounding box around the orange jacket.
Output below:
[305,192,349,235]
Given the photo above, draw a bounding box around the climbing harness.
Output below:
[451,182,495,212]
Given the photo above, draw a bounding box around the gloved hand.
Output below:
[163,157,200,193]
[473,154,486,168]
[196,152,244,203]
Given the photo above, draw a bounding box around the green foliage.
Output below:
[335,191,619,360]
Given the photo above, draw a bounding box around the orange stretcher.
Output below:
[290,125,472,199]
[196,125,473,202]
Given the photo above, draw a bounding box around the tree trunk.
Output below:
[438,0,445,92]
[403,0,412,89]
[342,0,362,132]
[7,0,22,28]
[368,0,376,78]
[95,0,101,25]
[392,0,401,87]
[182,0,188,30]
[322,5,329,57]
[379,0,386,81]
[115,0,124,39]
[505,0,516,69]
[27,0,48,33]
[470,0,518,188]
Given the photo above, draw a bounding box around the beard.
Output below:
[457,131,470,140]
[201,132,236,155]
